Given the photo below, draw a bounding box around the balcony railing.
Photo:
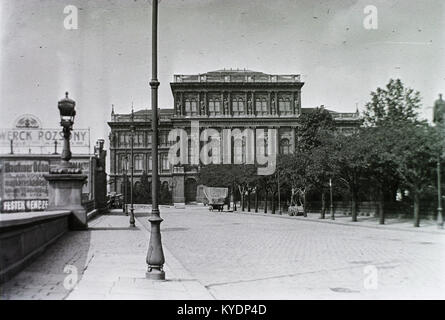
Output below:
[333,113,359,119]
[174,74,301,83]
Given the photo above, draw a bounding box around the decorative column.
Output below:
[268,91,272,115]
[204,91,209,117]
[291,126,296,153]
[228,91,232,116]
[275,91,279,117]
[252,91,256,117]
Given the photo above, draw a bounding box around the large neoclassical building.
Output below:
[108,69,360,203]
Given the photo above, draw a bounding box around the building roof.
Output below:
[204,68,267,76]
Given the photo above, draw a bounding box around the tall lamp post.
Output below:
[329,178,334,220]
[146,0,165,280]
[129,108,136,227]
[123,153,128,215]
[433,93,445,229]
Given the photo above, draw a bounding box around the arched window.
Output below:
[233,136,246,164]
[280,138,291,155]
[161,154,170,171]
[256,98,268,116]
[147,155,152,172]
[257,130,268,156]
[232,98,245,116]
[279,98,292,116]
[185,99,198,116]
[208,99,221,116]
[134,154,144,171]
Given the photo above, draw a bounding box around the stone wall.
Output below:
[0,211,70,283]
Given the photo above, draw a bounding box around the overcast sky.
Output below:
[1,0,444,152]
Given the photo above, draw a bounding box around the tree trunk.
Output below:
[320,191,326,219]
[255,191,258,213]
[413,190,420,227]
[241,193,245,211]
[247,191,251,212]
[272,194,275,214]
[264,191,268,214]
[303,190,307,217]
[378,187,385,225]
[351,188,358,222]
[234,186,237,211]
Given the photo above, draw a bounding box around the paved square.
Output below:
[1,206,444,299]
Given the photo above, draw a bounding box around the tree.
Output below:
[360,127,399,224]
[362,79,431,225]
[279,152,311,216]
[363,78,423,127]
[335,132,369,222]
[306,131,340,219]
[391,124,442,227]
[297,107,336,152]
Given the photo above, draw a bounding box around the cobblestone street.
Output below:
[140,206,445,299]
[1,206,444,300]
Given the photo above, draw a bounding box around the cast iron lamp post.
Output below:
[129,108,136,227]
[433,94,445,229]
[123,153,128,215]
[146,0,165,280]
[329,178,334,220]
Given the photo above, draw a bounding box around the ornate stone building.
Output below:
[108,69,360,203]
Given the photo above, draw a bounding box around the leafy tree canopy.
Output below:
[363,78,423,127]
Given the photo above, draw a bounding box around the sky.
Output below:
[0,0,444,154]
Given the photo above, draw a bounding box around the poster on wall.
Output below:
[0,158,92,213]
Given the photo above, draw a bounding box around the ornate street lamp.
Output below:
[129,108,136,227]
[146,0,166,280]
[51,92,81,174]
[45,92,87,229]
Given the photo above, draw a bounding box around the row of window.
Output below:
[116,138,292,173]
[117,153,170,173]
[116,132,173,148]
[182,98,295,116]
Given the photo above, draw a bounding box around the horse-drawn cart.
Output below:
[203,187,228,212]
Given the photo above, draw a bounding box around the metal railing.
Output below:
[174,74,301,83]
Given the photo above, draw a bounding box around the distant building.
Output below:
[108,69,360,203]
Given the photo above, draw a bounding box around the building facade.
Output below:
[108,69,360,203]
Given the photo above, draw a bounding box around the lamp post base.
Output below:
[146,268,165,280]
[130,208,136,227]
[146,214,165,281]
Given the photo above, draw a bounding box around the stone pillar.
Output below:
[44,174,88,230]
[180,92,185,116]
[204,91,208,116]
[291,126,296,153]
[268,91,272,115]
[252,91,256,117]
[228,92,232,116]
[275,92,279,116]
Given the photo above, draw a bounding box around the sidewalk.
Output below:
[0,211,213,300]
